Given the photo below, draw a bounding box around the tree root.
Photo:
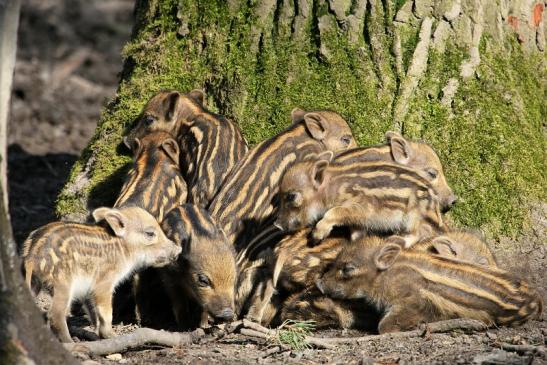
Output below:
[63,318,488,355]
[64,328,205,356]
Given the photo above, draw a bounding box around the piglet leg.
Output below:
[312,203,367,242]
[378,304,425,334]
[49,282,73,343]
[94,283,115,339]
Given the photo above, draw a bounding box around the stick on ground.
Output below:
[64,328,205,356]
[240,319,334,349]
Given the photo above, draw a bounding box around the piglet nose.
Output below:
[216,308,234,321]
[449,196,458,207]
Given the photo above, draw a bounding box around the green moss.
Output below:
[57,1,545,239]
[404,39,545,238]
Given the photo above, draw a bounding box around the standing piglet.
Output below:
[22,206,181,342]
[316,237,542,333]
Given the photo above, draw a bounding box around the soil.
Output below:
[7,1,546,364]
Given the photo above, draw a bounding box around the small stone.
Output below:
[105,353,123,361]
[119,360,128,364]
[486,332,497,340]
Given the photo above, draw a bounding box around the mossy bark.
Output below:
[57,0,546,240]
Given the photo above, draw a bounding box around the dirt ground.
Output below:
[7,1,546,364]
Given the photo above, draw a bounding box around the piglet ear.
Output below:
[290,108,306,123]
[161,207,192,254]
[312,159,329,189]
[187,89,205,105]
[92,207,110,222]
[303,113,327,141]
[161,137,180,165]
[132,137,143,158]
[385,235,407,247]
[163,91,180,121]
[374,243,401,270]
[317,150,334,162]
[385,131,403,142]
[93,208,127,238]
[389,134,413,165]
[430,236,458,257]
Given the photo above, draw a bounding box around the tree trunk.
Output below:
[56,0,545,241]
[0,1,76,363]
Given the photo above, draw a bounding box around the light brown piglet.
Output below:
[22,206,181,342]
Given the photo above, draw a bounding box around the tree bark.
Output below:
[0,1,77,363]
[56,0,545,241]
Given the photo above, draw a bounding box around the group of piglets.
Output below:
[20,89,542,344]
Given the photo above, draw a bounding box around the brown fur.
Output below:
[279,289,380,330]
[114,130,187,326]
[115,130,187,221]
[317,236,543,333]
[335,131,457,212]
[124,90,248,207]
[22,207,180,342]
[124,89,205,147]
[161,204,237,328]
[208,109,356,252]
[412,229,498,267]
[276,159,445,246]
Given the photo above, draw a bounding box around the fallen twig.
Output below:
[262,346,282,357]
[314,319,488,344]
[64,328,205,356]
[239,319,334,349]
[500,343,545,356]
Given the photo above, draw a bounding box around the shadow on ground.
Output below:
[8,144,77,247]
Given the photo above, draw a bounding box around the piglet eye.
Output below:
[341,135,352,145]
[144,115,156,126]
[197,274,211,287]
[426,168,438,179]
[341,263,356,277]
[286,192,297,202]
[144,229,156,239]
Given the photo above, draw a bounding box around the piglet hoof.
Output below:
[311,224,331,243]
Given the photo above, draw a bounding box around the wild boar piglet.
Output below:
[335,131,457,212]
[123,89,248,207]
[412,229,497,267]
[161,204,237,328]
[22,206,180,342]
[275,156,445,246]
[115,130,187,221]
[208,108,356,250]
[124,89,205,148]
[316,236,542,333]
